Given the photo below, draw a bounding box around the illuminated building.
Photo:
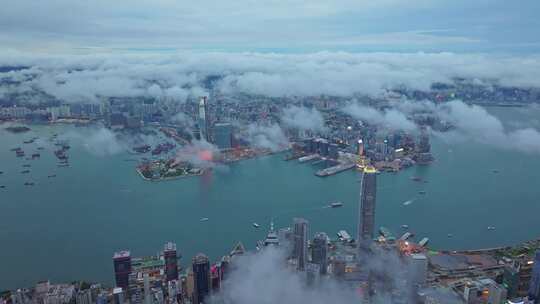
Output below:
[358,166,377,248]
[113,251,132,290]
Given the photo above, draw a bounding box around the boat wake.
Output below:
[403,199,416,206]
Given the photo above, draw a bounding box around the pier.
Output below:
[315,162,356,177]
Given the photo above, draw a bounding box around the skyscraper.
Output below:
[113,251,132,291]
[358,166,377,248]
[529,251,540,303]
[192,254,210,304]
[198,97,209,142]
[293,218,309,271]
[164,242,179,282]
[213,122,233,150]
[312,232,328,275]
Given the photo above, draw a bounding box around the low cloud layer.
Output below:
[210,248,362,304]
[63,127,126,156]
[211,245,423,304]
[2,52,540,104]
[281,106,327,132]
[245,123,290,152]
[435,101,540,153]
[344,102,418,132]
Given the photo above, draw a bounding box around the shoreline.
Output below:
[135,167,204,182]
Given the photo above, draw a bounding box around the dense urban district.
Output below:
[1,74,540,304]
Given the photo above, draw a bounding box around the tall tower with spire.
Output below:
[358,166,377,249]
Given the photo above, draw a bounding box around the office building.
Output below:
[192,254,211,304]
[113,287,124,304]
[164,242,179,282]
[113,251,132,290]
[198,97,209,142]
[312,232,328,275]
[529,251,540,303]
[306,263,321,286]
[409,253,428,287]
[358,166,377,248]
[213,122,233,150]
[293,218,309,271]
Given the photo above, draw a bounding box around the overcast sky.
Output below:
[1,0,539,53]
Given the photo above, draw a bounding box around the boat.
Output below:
[0,171,3,174]
[253,223,260,228]
[10,147,22,151]
[24,182,35,186]
[410,176,422,182]
[403,199,414,206]
[419,237,429,247]
[31,153,40,159]
[330,201,344,208]
[37,147,45,150]
[200,217,209,222]
[447,233,453,238]
[492,169,500,174]
[418,191,427,195]
[23,139,34,144]
[22,164,31,168]
[401,225,409,229]
[487,226,496,230]
[21,170,30,174]
[0,185,5,189]
[48,174,57,178]
[16,150,25,157]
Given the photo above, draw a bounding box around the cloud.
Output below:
[0,52,540,102]
[0,0,538,52]
[63,127,126,156]
[344,102,418,132]
[245,123,290,152]
[433,100,540,153]
[211,244,424,304]
[281,106,327,132]
[2,52,540,105]
[174,140,220,168]
[210,247,362,304]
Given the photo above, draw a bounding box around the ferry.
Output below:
[200,217,209,222]
[253,223,260,228]
[330,201,344,208]
[419,237,429,247]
